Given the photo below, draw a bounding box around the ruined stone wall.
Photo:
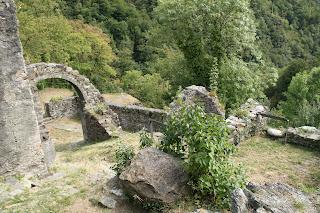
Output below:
[44,97,167,132]
[227,99,268,145]
[44,97,80,119]
[108,104,167,132]
[0,0,47,176]
[286,126,320,149]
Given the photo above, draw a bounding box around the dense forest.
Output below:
[16,0,320,127]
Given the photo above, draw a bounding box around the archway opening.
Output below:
[37,78,85,151]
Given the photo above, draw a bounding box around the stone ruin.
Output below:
[0,0,119,176]
[170,85,225,116]
[227,99,268,145]
[286,126,320,149]
[0,0,48,176]
[232,183,317,213]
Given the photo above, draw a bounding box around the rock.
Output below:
[0,0,47,176]
[170,85,225,116]
[267,128,285,138]
[231,183,317,213]
[231,188,249,213]
[100,196,117,209]
[227,99,268,145]
[119,147,189,204]
[110,188,124,197]
[287,126,320,149]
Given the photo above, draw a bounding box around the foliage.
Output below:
[61,0,154,69]
[217,57,277,109]
[279,67,320,128]
[251,0,320,68]
[17,2,118,93]
[121,70,170,108]
[155,0,259,87]
[112,144,135,175]
[139,129,155,149]
[160,105,246,208]
[266,58,320,107]
[148,48,193,93]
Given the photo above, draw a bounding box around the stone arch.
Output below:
[26,63,104,107]
[25,63,119,167]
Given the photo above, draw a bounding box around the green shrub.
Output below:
[160,105,246,209]
[139,129,155,149]
[231,108,249,119]
[279,67,320,128]
[121,70,171,108]
[112,144,135,175]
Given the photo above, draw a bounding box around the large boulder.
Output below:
[170,85,225,116]
[231,183,317,213]
[119,148,189,204]
[286,126,320,149]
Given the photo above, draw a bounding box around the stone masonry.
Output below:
[42,96,167,133]
[25,63,120,144]
[0,0,47,176]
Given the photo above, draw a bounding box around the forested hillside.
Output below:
[16,0,320,126]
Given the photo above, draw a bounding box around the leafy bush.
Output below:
[112,144,135,175]
[139,129,155,149]
[160,105,246,208]
[279,67,320,128]
[217,57,277,110]
[121,70,171,108]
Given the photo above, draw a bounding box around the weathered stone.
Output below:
[0,0,47,176]
[26,63,120,146]
[108,103,167,132]
[119,148,189,204]
[44,97,80,119]
[170,85,225,116]
[100,196,117,209]
[44,96,167,132]
[286,126,320,149]
[267,128,285,138]
[231,183,317,213]
[227,99,268,145]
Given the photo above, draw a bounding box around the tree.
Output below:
[18,8,117,92]
[155,0,258,87]
[121,70,170,108]
[279,67,320,127]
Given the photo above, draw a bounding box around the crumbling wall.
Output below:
[44,96,167,132]
[227,99,268,145]
[44,97,80,119]
[170,85,225,116]
[0,0,47,176]
[108,104,167,132]
[286,126,320,149]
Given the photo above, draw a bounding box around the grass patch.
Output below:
[231,136,320,193]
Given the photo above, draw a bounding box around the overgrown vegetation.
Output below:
[16,0,320,123]
[279,67,320,128]
[139,129,155,149]
[161,105,246,208]
[112,144,135,175]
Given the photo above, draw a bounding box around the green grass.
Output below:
[232,136,320,193]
